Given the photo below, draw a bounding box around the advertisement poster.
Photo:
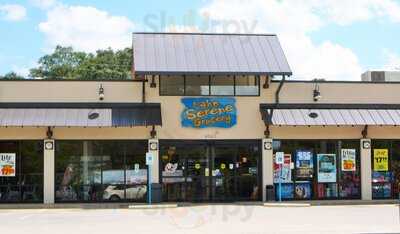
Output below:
[0,153,16,177]
[294,183,311,199]
[181,98,237,128]
[275,183,294,199]
[273,154,292,183]
[295,151,313,179]
[341,149,356,171]
[317,154,337,183]
[374,149,389,171]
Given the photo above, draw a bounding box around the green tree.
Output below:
[29,46,132,80]
[30,46,88,79]
[75,48,132,79]
[0,72,25,79]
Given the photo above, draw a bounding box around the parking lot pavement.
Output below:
[0,205,399,234]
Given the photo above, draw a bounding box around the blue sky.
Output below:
[1,0,400,80]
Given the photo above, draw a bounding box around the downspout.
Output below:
[142,78,146,103]
[265,75,286,138]
[275,75,286,105]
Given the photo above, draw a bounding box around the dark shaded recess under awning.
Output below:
[260,103,400,126]
[0,103,162,127]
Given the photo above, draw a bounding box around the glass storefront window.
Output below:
[159,75,185,95]
[185,75,210,96]
[371,140,395,199]
[210,75,234,96]
[55,140,147,202]
[273,140,361,200]
[0,141,43,203]
[235,75,259,96]
[159,75,260,96]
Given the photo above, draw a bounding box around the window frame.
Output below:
[159,75,260,97]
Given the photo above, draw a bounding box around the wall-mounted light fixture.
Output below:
[313,81,321,102]
[99,84,105,101]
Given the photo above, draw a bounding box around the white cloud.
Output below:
[38,5,135,52]
[0,4,27,21]
[29,0,58,10]
[165,25,200,33]
[382,50,400,70]
[199,0,400,80]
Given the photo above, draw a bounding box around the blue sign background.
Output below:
[181,98,237,128]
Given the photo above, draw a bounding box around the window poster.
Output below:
[373,149,389,171]
[0,153,16,177]
[273,154,292,183]
[295,151,313,179]
[317,154,337,183]
[294,182,311,199]
[341,149,356,172]
[275,183,294,199]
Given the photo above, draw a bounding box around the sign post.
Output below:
[146,152,154,205]
[275,152,284,202]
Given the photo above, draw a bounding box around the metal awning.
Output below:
[133,32,292,76]
[260,104,400,126]
[0,103,162,127]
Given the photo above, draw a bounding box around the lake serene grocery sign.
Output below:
[181,98,237,128]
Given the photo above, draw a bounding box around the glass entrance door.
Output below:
[185,144,210,202]
[211,145,236,201]
[161,140,261,202]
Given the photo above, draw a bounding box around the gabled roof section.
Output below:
[132,32,292,76]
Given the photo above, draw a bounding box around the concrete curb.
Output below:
[263,203,311,207]
[129,204,178,209]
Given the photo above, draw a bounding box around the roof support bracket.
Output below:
[150,125,157,139]
[263,75,271,89]
[264,124,271,138]
[362,125,368,138]
[150,75,157,88]
[46,126,53,139]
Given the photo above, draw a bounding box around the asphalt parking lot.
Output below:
[0,204,399,234]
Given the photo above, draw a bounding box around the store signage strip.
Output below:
[181,98,237,128]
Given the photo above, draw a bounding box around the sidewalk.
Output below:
[0,200,397,209]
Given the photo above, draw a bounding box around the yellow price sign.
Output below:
[373,149,388,171]
[220,163,226,170]
[195,163,201,170]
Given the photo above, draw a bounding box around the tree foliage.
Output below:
[28,46,132,80]
[0,72,25,79]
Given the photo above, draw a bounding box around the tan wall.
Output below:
[267,81,400,104]
[1,79,400,140]
[0,81,142,102]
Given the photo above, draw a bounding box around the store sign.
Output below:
[181,98,237,128]
[341,149,356,172]
[274,154,292,183]
[295,151,313,179]
[374,149,389,171]
[317,154,337,183]
[0,153,16,177]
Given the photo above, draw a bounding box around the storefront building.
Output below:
[0,32,400,203]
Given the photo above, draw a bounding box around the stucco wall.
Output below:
[1,79,400,140]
